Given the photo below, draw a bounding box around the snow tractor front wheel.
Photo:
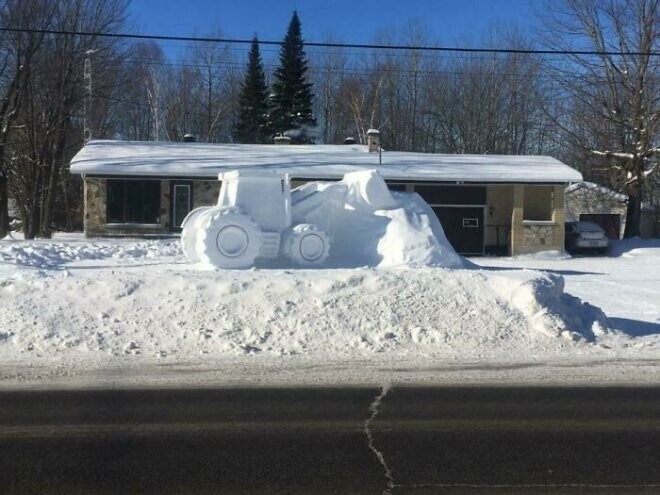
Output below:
[180,206,213,263]
[285,224,330,267]
[197,207,262,268]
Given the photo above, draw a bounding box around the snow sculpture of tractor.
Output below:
[181,170,330,268]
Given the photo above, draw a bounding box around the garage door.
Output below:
[579,213,621,239]
[432,206,485,255]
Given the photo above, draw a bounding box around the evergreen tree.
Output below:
[234,37,271,143]
[270,11,316,142]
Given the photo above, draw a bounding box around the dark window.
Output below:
[386,183,408,192]
[107,180,161,224]
[523,186,553,221]
[414,185,486,205]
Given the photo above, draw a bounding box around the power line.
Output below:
[126,39,579,64]
[0,26,658,57]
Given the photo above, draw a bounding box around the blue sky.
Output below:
[128,0,542,47]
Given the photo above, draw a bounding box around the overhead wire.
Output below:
[1,26,658,57]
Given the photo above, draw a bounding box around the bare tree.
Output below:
[0,0,52,238]
[540,0,659,237]
[3,0,127,238]
[192,38,231,142]
[113,42,165,141]
[309,36,347,143]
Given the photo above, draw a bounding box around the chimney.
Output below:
[274,135,292,145]
[366,128,380,153]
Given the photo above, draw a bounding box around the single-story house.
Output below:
[69,136,583,256]
[565,181,656,239]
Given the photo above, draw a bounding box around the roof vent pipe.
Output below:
[274,135,292,145]
[183,134,196,142]
[366,129,380,153]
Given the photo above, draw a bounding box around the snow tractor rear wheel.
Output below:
[197,207,262,268]
[285,224,330,266]
[180,206,213,263]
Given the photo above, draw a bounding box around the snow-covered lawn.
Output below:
[0,233,658,387]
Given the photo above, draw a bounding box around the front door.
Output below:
[170,181,193,232]
[432,206,485,255]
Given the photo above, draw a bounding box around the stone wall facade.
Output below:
[193,180,221,208]
[511,185,565,255]
[83,176,569,253]
[522,222,555,246]
[83,177,106,236]
[83,177,220,238]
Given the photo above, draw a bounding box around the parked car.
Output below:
[565,221,609,254]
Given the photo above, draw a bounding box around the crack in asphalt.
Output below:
[365,384,395,495]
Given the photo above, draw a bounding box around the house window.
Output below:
[107,180,161,224]
[523,186,553,221]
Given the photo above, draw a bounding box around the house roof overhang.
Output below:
[70,140,584,185]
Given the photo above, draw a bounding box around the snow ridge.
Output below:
[2,236,657,386]
[0,240,181,268]
[365,384,395,495]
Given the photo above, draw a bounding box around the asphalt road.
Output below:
[0,386,659,494]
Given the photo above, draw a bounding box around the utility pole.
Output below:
[83,49,98,143]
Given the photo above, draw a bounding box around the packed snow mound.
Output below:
[487,271,607,342]
[290,170,464,268]
[342,169,397,210]
[2,235,658,385]
[0,239,181,268]
[0,240,611,363]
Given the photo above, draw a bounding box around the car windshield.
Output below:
[575,221,604,232]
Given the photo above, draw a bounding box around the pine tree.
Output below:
[234,37,271,144]
[270,11,316,142]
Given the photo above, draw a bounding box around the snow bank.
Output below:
[0,239,180,268]
[487,271,607,342]
[608,237,660,258]
[0,239,612,367]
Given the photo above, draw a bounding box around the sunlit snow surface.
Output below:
[0,233,658,387]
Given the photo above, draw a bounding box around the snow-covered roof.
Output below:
[70,140,583,184]
[566,181,654,210]
[566,181,628,202]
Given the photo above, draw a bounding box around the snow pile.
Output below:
[0,238,614,367]
[608,237,660,258]
[290,170,464,268]
[3,235,659,387]
[487,271,606,342]
[0,239,181,268]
